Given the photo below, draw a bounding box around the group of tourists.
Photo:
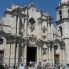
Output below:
[0,63,28,69]
[0,64,17,69]
[37,61,67,69]
[0,62,67,69]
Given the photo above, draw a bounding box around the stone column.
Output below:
[48,46,50,63]
[52,46,54,64]
[16,44,19,65]
[63,49,65,64]
[50,47,54,64]
[46,48,48,63]
[64,39,69,64]
[37,46,40,64]
[60,48,65,64]
[39,46,42,62]
[22,47,24,63]
[8,43,11,66]
[23,45,27,65]
[50,49,52,64]
[47,47,49,63]
[9,43,15,65]
[60,49,63,64]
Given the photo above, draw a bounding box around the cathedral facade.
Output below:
[0,0,69,68]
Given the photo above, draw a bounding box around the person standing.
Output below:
[63,64,67,69]
[0,64,5,69]
[37,61,42,69]
[18,64,25,69]
[4,64,9,69]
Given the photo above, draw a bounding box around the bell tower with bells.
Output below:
[56,0,69,66]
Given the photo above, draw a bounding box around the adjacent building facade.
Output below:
[0,0,69,68]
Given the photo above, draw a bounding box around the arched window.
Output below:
[0,50,4,64]
[59,26,63,36]
[68,1,69,4]
[29,18,35,25]
[29,18,35,32]
[68,9,69,17]
[59,10,62,20]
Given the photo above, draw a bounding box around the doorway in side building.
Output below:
[26,46,37,66]
[0,50,4,64]
[54,54,59,65]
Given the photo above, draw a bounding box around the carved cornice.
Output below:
[47,41,54,47]
[56,3,69,10]
[54,39,65,49]
[5,33,24,44]
[56,18,69,25]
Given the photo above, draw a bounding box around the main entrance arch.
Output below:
[26,46,37,66]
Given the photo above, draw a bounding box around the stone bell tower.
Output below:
[56,0,69,66]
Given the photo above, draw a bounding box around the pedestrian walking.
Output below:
[63,64,67,69]
[13,65,16,69]
[0,64,5,69]
[25,65,28,69]
[18,64,25,69]
[37,61,42,69]
[42,65,46,69]
[51,64,55,69]
[4,64,9,69]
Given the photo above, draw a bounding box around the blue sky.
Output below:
[0,0,60,21]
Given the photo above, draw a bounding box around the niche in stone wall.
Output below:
[29,18,35,32]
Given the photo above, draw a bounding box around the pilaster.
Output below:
[48,46,51,63]
[37,46,40,64]
[23,45,27,65]
[51,46,54,64]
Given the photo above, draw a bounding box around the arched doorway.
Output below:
[54,45,60,65]
[26,46,37,66]
[0,50,4,64]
